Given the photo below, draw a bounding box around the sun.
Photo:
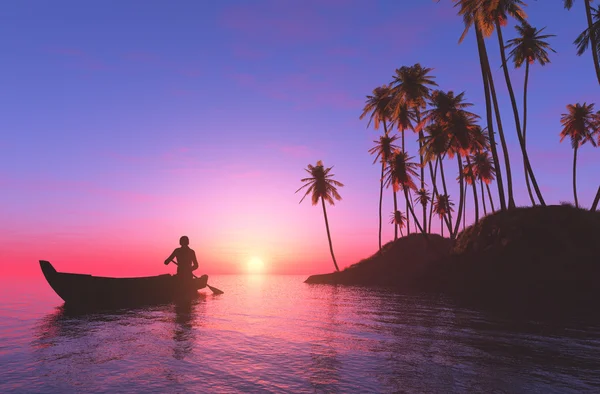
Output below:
[246,257,265,274]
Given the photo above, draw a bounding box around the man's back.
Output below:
[165,244,199,277]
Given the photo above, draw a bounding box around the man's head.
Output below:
[179,236,189,246]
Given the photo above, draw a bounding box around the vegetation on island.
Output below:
[297,0,600,277]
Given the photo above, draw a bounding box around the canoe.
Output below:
[39,260,208,308]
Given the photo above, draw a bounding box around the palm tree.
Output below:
[368,134,399,249]
[446,110,485,238]
[564,0,600,85]
[361,85,396,249]
[296,161,344,271]
[463,156,480,223]
[559,103,598,208]
[390,210,407,237]
[506,22,556,206]
[433,194,455,237]
[454,0,511,210]
[415,188,431,229]
[384,150,425,234]
[471,149,497,214]
[391,64,438,231]
[360,85,394,134]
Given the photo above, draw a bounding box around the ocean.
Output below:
[2,274,600,393]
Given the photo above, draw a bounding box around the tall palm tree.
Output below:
[390,210,407,237]
[446,110,485,238]
[463,156,480,223]
[421,125,454,235]
[455,0,515,210]
[361,85,396,248]
[368,134,399,249]
[484,0,550,207]
[415,188,431,230]
[471,149,497,214]
[296,161,344,271]
[564,0,600,85]
[560,103,598,208]
[360,85,394,134]
[433,194,454,237]
[391,64,438,231]
[384,150,425,234]
[506,22,556,206]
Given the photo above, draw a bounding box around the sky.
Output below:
[1,0,598,277]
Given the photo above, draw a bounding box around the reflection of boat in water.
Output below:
[39,260,208,308]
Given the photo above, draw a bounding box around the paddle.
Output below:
[168,260,224,295]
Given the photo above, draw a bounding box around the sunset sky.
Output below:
[1,1,598,277]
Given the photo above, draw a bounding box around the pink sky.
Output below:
[1,1,598,277]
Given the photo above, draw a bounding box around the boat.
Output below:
[39,260,208,308]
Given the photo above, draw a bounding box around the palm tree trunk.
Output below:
[522,60,536,205]
[496,21,543,206]
[416,111,427,233]
[573,145,579,208]
[452,155,465,238]
[405,194,411,235]
[404,188,425,234]
[483,46,516,209]
[486,183,496,213]
[321,197,339,272]
[585,0,600,85]
[463,182,467,231]
[428,158,440,233]
[476,26,507,211]
[377,161,384,250]
[591,185,600,211]
[393,191,399,240]
[466,156,479,224]
[440,217,444,237]
[480,179,488,216]
[439,156,454,234]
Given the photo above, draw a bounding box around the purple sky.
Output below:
[1,0,598,276]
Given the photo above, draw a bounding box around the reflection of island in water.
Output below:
[32,297,206,391]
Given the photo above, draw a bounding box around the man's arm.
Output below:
[164,249,177,265]
[191,250,199,271]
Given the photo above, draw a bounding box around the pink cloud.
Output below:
[268,143,313,158]
[220,2,337,44]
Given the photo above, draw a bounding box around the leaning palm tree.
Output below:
[454,0,515,210]
[390,210,407,237]
[368,134,399,250]
[482,0,550,208]
[296,161,344,271]
[564,0,600,85]
[506,22,556,205]
[390,64,438,231]
[384,150,425,234]
[559,103,598,208]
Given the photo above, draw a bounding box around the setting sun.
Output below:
[246,257,265,274]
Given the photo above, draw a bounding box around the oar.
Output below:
[169,261,224,295]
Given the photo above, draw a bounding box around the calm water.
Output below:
[2,275,600,393]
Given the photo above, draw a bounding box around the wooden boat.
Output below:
[39,260,208,308]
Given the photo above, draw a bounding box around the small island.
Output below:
[306,205,600,305]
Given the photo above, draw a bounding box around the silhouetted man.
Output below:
[164,236,199,279]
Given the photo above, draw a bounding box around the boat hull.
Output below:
[40,260,208,308]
